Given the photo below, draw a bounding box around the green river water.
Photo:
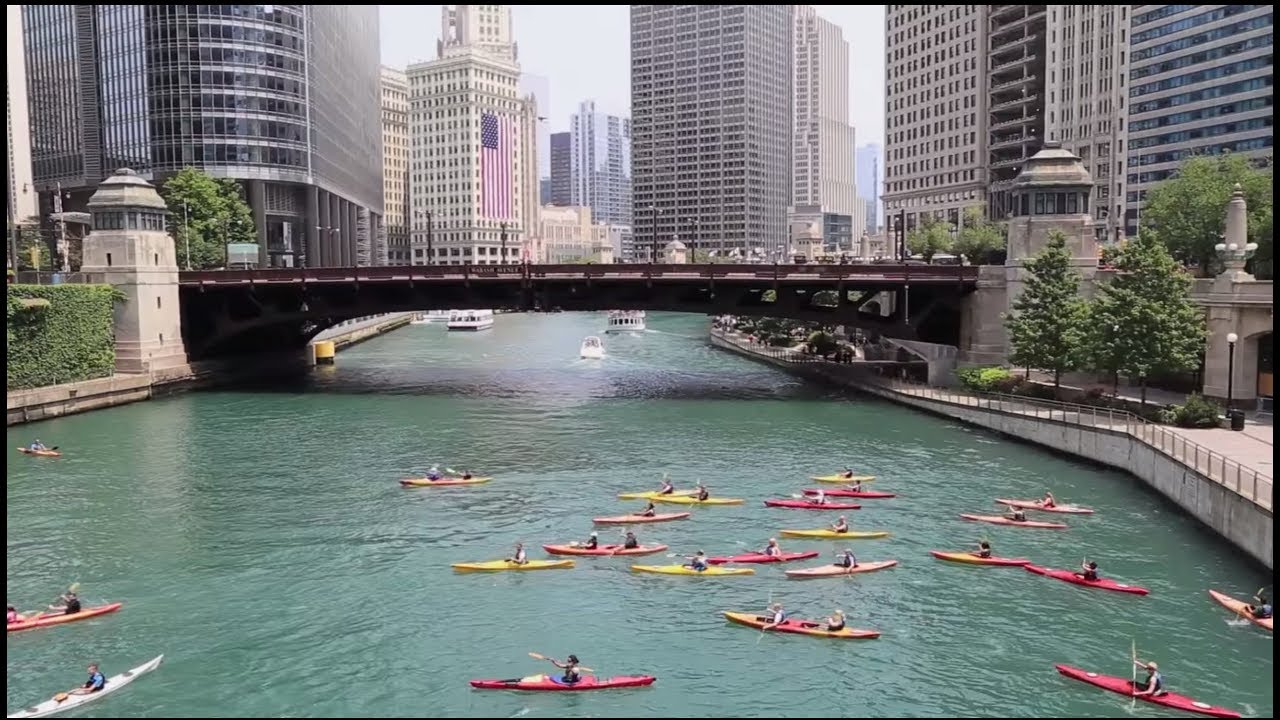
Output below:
[6,312,1274,718]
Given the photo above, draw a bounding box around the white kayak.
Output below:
[8,655,164,718]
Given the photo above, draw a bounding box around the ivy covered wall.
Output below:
[7,284,121,390]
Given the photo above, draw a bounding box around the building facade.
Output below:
[569,100,632,226]
[549,131,572,206]
[631,4,793,258]
[535,205,612,264]
[381,66,410,264]
[22,4,383,268]
[792,6,856,218]
[986,5,1047,220]
[855,142,882,231]
[519,72,551,179]
[7,5,36,225]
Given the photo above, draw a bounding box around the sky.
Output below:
[379,5,886,147]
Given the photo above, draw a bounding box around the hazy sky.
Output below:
[380,5,885,147]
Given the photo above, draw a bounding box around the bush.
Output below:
[955,366,1019,393]
[7,284,121,389]
[765,334,792,347]
[1170,394,1222,428]
[807,331,838,356]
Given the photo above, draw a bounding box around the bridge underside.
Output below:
[180,278,971,359]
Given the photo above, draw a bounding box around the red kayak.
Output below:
[6,603,123,633]
[959,513,1066,529]
[1054,664,1241,718]
[470,674,656,692]
[707,551,820,565]
[929,550,1030,567]
[592,512,690,525]
[542,543,668,557]
[765,499,861,510]
[803,488,896,499]
[1025,565,1149,596]
[996,498,1094,515]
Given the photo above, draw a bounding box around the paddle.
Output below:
[527,652,594,673]
[1130,640,1138,705]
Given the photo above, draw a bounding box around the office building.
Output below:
[793,6,856,218]
[381,66,410,264]
[408,4,534,265]
[863,197,878,235]
[539,178,553,205]
[22,5,383,268]
[7,5,36,224]
[519,72,551,179]
[986,5,1047,220]
[534,205,612,264]
[1125,5,1274,235]
[549,131,572,206]
[632,4,793,258]
[569,100,632,226]
[855,142,882,230]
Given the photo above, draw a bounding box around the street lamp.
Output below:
[1226,332,1238,413]
[500,222,508,265]
[649,204,661,264]
[1213,240,1259,275]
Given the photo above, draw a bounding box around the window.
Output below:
[106,253,113,267]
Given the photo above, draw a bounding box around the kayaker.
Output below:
[830,515,850,534]
[825,609,846,632]
[6,606,25,624]
[761,538,782,557]
[684,551,709,572]
[1248,590,1273,620]
[1131,660,1166,698]
[70,663,107,696]
[762,603,787,630]
[695,483,709,502]
[583,532,599,550]
[1040,491,1057,508]
[658,476,675,495]
[639,501,658,518]
[461,470,473,480]
[1075,560,1099,582]
[545,655,581,685]
[844,479,864,492]
[1005,507,1027,522]
[833,549,858,569]
[49,591,81,615]
[840,467,855,479]
[506,543,528,566]
[623,532,640,550]
[29,440,47,451]
[974,541,993,559]
[810,489,827,505]
[426,465,442,481]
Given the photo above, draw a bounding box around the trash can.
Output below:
[1229,409,1246,432]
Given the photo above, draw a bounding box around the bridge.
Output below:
[177,263,980,359]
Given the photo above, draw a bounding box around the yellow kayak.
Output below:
[617,489,697,500]
[780,529,890,540]
[650,495,745,506]
[452,559,575,573]
[400,476,492,487]
[631,564,755,577]
[811,474,876,484]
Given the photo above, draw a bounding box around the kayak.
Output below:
[399,476,491,487]
[593,512,690,525]
[1025,565,1149,596]
[7,603,124,634]
[803,488,896,499]
[1054,664,1241,719]
[650,496,745,506]
[7,654,164,719]
[470,674,656,691]
[765,499,861,510]
[1207,589,1274,631]
[995,498,1094,515]
[542,543,668,557]
[15,448,61,458]
[616,489,696,500]
[785,560,899,579]
[722,611,880,639]
[780,529,890,540]
[631,565,755,577]
[929,551,1030,567]
[452,559,575,573]
[959,513,1067,529]
[811,474,876,483]
[707,551,819,565]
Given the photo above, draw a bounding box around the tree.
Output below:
[1005,229,1088,390]
[906,218,953,263]
[807,330,838,357]
[1085,229,1205,406]
[952,207,1006,265]
[1140,153,1272,277]
[8,225,52,271]
[158,167,256,270]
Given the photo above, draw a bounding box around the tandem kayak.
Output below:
[631,565,755,577]
[542,543,668,557]
[811,474,875,483]
[707,551,819,565]
[15,448,61,458]
[995,498,1094,515]
[451,559,575,573]
[7,655,164,719]
[765,499,861,510]
[593,513,690,525]
[470,674,656,692]
[616,489,696,500]
[7,603,124,634]
[1024,565,1149,596]
[785,560,899,579]
[780,529,890,540]
[1053,664,1241,719]
[399,476,491,487]
[722,611,880,639]
[651,496,744,506]
[929,551,1030,567]
[1207,589,1274,631]
[802,488,896,499]
[959,513,1067,529]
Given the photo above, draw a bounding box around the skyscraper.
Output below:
[549,131,572,206]
[381,66,410,264]
[631,4,793,258]
[792,6,855,217]
[855,143,882,232]
[22,5,382,267]
[7,5,36,224]
[569,100,632,226]
[519,72,552,179]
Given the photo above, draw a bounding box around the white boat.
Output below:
[606,310,646,333]
[447,309,495,331]
[580,335,605,360]
[410,310,451,325]
[8,655,164,718]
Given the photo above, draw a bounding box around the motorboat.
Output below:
[410,310,451,325]
[446,309,495,331]
[580,336,605,360]
[606,310,646,333]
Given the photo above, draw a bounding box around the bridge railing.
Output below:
[11,271,108,285]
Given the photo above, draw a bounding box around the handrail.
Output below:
[711,328,1272,511]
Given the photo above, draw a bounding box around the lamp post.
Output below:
[1226,332,1238,413]
[181,201,191,270]
[649,204,661,264]
[1214,240,1259,276]
[500,222,508,264]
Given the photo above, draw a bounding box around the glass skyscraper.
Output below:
[23,4,382,267]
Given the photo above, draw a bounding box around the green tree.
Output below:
[159,167,256,270]
[1005,229,1088,390]
[1086,230,1206,406]
[952,207,1006,265]
[1140,153,1272,277]
[906,218,953,263]
[8,225,52,271]
[807,330,838,357]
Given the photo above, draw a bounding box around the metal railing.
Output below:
[11,271,107,285]
[712,329,1273,511]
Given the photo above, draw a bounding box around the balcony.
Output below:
[990,54,1038,74]
[990,74,1038,94]
[989,133,1038,150]
[991,34,1036,57]
[990,115,1038,131]
[990,93,1039,112]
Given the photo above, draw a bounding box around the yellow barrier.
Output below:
[313,340,336,365]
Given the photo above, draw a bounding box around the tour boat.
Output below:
[410,310,451,325]
[580,336,605,360]
[446,309,495,331]
[606,310,646,333]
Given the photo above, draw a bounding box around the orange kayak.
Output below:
[593,513,690,525]
[16,447,61,458]
[7,603,123,633]
[785,560,898,579]
[1207,589,1273,631]
[959,513,1067,529]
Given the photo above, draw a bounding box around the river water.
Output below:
[6,312,1273,718]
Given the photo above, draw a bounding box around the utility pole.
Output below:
[181,201,191,270]
[426,210,434,265]
[53,181,68,272]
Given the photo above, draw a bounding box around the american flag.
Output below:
[481,112,513,220]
